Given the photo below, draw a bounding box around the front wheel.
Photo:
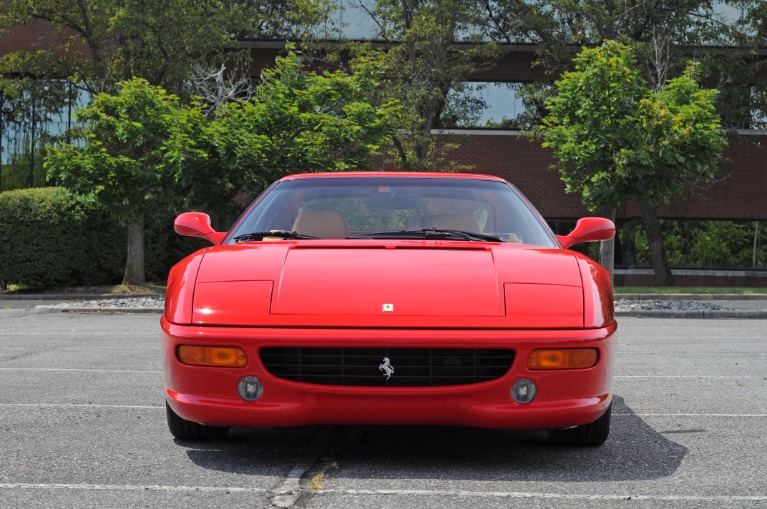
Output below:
[547,403,611,447]
[166,402,229,441]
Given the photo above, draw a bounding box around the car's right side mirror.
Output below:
[557,217,615,249]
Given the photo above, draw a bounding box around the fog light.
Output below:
[512,378,537,404]
[237,376,263,402]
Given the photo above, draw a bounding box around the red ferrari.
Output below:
[162,172,617,446]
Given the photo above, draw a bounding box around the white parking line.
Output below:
[0,403,163,409]
[0,332,154,336]
[327,489,767,502]
[616,375,765,378]
[615,413,767,417]
[0,368,161,374]
[3,346,155,350]
[0,483,265,494]
[1,484,765,502]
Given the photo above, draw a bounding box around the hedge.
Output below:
[0,187,214,290]
[0,187,124,289]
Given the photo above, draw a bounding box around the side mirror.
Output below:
[557,217,615,249]
[174,212,227,245]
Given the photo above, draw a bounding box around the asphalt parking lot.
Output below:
[1,310,765,508]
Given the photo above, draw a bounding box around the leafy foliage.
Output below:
[0,0,332,94]
[483,0,759,128]
[538,41,727,284]
[45,78,188,284]
[632,221,767,269]
[539,41,727,211]
[0,187,123,289]
[46,78,183,224]
[43,50,400,284]
[354,0,497,169]
[0,186,209,288]
[169,49,402,220]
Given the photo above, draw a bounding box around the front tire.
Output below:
[547,403,611,447]
[166,402,229,441]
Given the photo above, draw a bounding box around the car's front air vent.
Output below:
[260,347,515,387]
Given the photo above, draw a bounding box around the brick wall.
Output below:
[417,131,767,221]
[0,18,90,59]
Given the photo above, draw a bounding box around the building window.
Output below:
[1,80,89,191]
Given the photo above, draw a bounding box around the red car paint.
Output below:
[162,172,617,439]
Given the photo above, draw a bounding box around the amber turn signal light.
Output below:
[177,345,248,367]
[527,348,598,370]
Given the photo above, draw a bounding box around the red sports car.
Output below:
[162,172,617,446]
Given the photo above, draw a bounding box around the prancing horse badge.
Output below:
[379,357,394,379]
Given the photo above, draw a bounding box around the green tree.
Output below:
[45,52,400,285]
[45,78,184,285]
[172,49,402,222]
[357,0,496,169]
[740,0,767,129]
[0,0,332,94]
[483,0,758,127]
[538,41,727,285]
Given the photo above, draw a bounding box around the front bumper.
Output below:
[161,317,617,430]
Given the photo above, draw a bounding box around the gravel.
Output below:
[43,297,165,310]
[613,299,733,312]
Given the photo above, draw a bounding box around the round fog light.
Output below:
[237,376,263,402]
[512,378,537,404]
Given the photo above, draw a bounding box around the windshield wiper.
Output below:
[349,228,503,242]
[233,230,319,242]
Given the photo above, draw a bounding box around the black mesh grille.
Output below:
[260,347,515,387]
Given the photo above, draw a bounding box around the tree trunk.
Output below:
[638,200,674,286]
[754,221,760,269]
[122,215,145,286]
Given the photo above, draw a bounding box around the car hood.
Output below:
[185,241,590,329]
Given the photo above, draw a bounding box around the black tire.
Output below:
[165,402,229,441]
[547,403,611,447]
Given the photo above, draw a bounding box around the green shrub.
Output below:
[0,187,243,289]
[0,187,124,289]
[632,220,766,269]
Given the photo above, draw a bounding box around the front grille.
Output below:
[260,347,515,387]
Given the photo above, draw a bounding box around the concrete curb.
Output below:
[616,293,767,301]
[34,306,164,314]
[615,309,767,319]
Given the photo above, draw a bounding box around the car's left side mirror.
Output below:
[557,217,615,249]
[174,212,227,245]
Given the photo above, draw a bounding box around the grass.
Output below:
[307,472,328,491]
[107,284,165,295]
[307,460,338,491]
[614,287,767,294]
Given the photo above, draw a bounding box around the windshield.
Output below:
[227,176,559,248]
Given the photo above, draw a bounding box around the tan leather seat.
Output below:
[426,214,483,233]
[292,210,349,238]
